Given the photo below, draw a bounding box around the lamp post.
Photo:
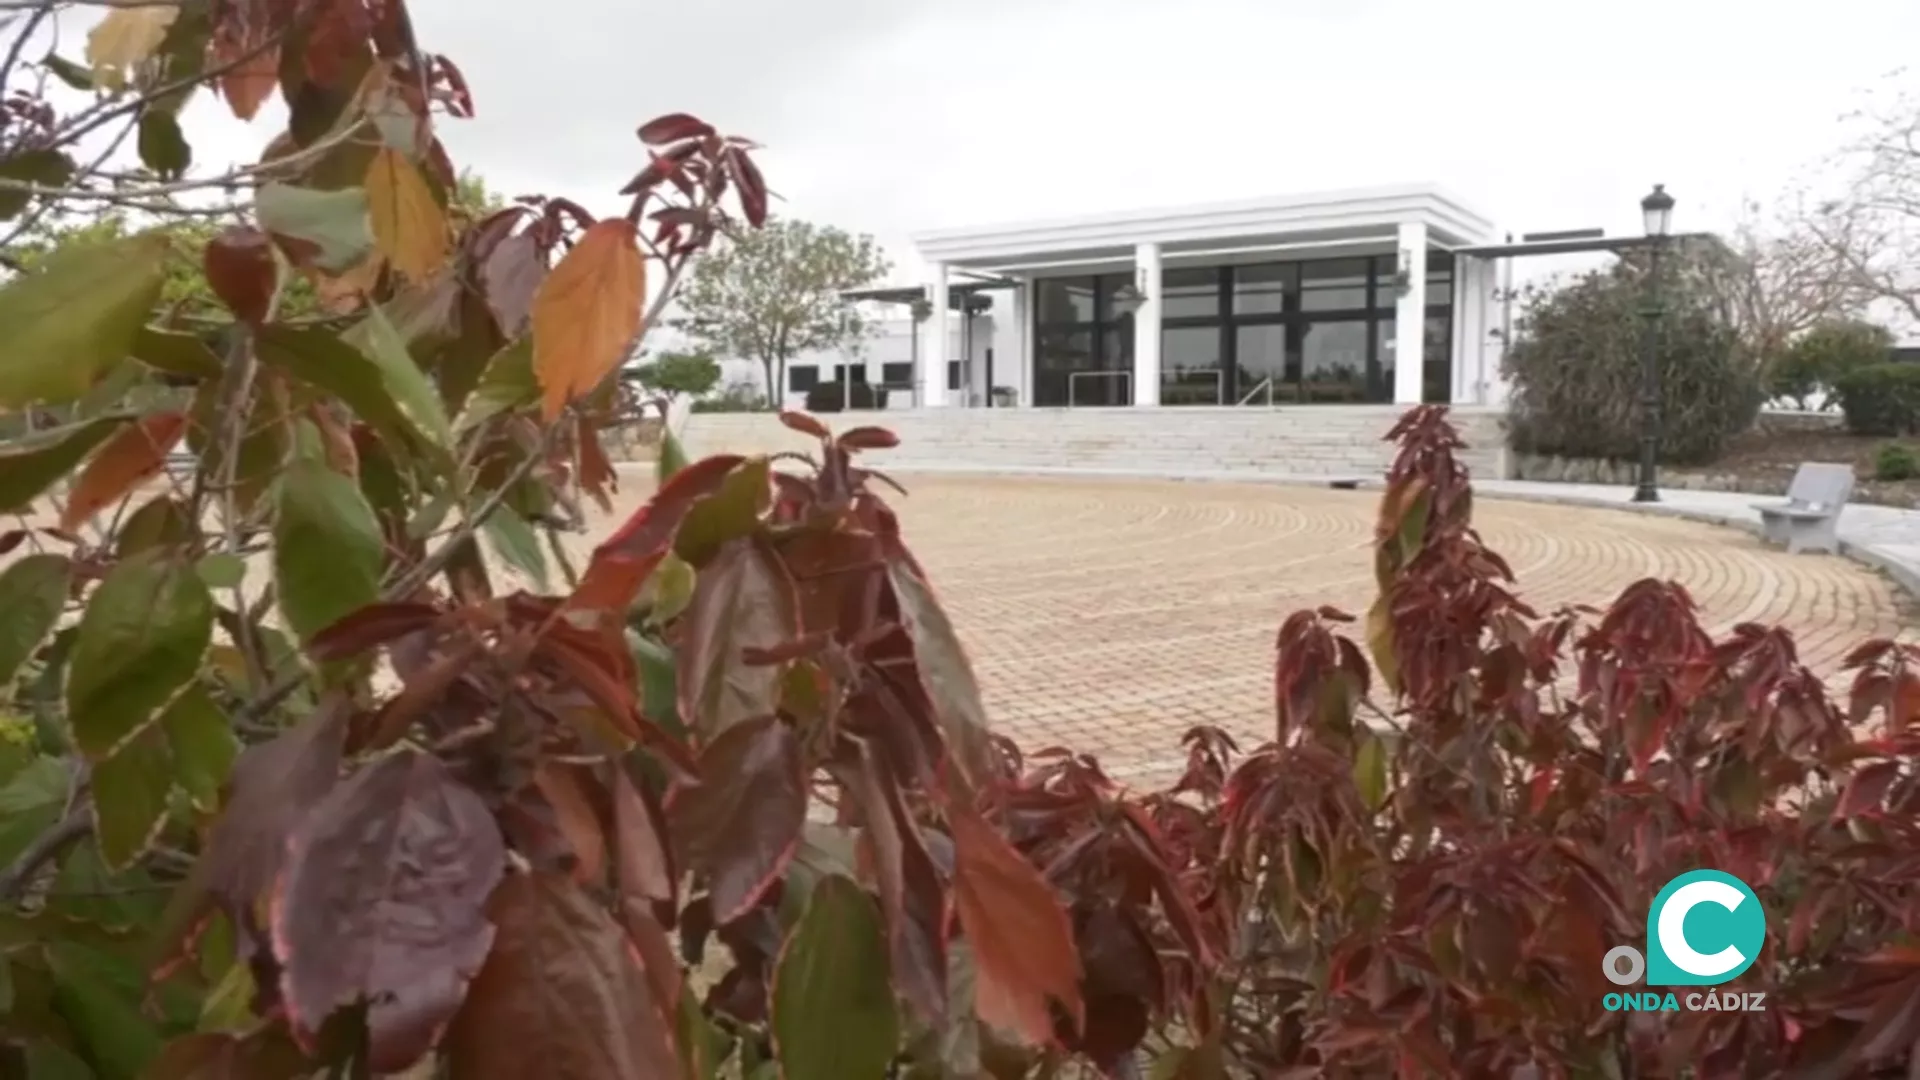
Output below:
[1632,183,1675,504]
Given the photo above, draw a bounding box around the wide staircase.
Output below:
[680,405,1512,483]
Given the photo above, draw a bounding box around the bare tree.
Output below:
[1710,193,1877,365]
[1806,72,1920,329]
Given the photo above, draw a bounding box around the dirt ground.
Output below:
[1709,426,1920,507]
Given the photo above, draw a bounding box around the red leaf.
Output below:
[778,409,830,439]
[948,804,1084,1047]
[443,873,679,1078]
[204,226,279,324]
[677,538,796,738]
[305,601,442,662]
[478,229,545,337]
[730,147,769,228]
[844,746,949,1024]
[668,715,806,924]
[636,112,716,146]
[839,425,900,451]
[1834,761,1902,819]
[60,411,187,531]
[568,453,743,618]
[272,752,505,1071]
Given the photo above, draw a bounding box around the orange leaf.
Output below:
[212,36,278,121]
[531,220,645,421]
[364,147,448,282]
[60,412,187,531]
[948,805,1083,1047]
[535,762,607,884]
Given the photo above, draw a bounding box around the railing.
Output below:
[1237,377,1276,407]
[1068,370,1132,407]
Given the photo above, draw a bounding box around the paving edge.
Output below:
[1464,488,1920,603]
[612,459,1920,601]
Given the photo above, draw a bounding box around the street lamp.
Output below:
[1632,184,1675,504]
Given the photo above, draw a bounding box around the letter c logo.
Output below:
[1646,870,1766,987]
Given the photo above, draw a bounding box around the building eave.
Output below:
[910,184,1499,268]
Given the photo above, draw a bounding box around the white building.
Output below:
[789,184,1507,412]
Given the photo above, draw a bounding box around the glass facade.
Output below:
[1030,252,1456,407]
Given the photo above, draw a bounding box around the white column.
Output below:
[1392,222,1428,405]
[922,262,948,408]
[1132,242,1162,406]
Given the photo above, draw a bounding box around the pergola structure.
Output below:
[841,274,1016,407]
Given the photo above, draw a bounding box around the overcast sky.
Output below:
[127,0,1920,286]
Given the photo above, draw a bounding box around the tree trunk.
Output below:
[758,355,777,410]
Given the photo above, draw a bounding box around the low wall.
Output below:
[1511,454,1768,493]
[682,405,1513,483]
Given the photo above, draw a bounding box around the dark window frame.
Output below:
[1033,252,1456,408]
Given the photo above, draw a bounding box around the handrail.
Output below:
[1236,377,1275,407]
[1068,370,1131,407]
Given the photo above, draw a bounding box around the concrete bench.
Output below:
[1752,462,1853,555]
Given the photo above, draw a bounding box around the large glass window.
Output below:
[1233,263,1293,315]
[1424,314,1452,404]
[1300,259,1369,312]
[1162,268,1222,319]
[1036,277,1096,323]
[1234,324,1289,403]
[1036,252,1456,407]
[1162,326,1222,405]
[1299,321,1370,403]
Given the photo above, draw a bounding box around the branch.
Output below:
[0,810,88,902]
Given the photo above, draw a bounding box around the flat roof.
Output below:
[911,183,1499,269]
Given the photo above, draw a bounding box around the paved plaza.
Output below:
[597,472,1912,783]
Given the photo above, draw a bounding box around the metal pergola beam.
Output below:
[1450,231,1718,259]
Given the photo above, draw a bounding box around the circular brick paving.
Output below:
[592,473,1912,781]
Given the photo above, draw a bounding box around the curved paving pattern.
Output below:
[595,474,1912,780]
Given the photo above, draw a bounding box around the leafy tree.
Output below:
[674,215,889,400]
[628,347,720,400]
[1504,245,1763,464]
[1768,316,1895,409]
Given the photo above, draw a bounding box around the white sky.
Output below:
[53,0,1920,287]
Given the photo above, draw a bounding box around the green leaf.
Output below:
[656,427,690,482]
[637,551,695,626]
[0,148,74,221]
[0,415,132,514]
[457,337,537,430]
[131,326,222,381]
[136,109,191,179]
[0,554,72,689]
[22,1041,96,1080]
[1352,730,1389,812]
[44,941,163,1079]
[65,552,213,760]
[342,307,453,450]
[673,457,770,566]
[41,52,94,91]
[0,231,169,409]
[160,686,236,813]
[0,756,64,868]
[271,457,384,644]
[628,631,684,739]
[194,552,245,590]
[677,985,734,1080]
[255,183,373,273]
[256,324,430,458]
[480,507,550,591]
[90,722,173,871]
[115,493,197,558]
[771,874,898,1080]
